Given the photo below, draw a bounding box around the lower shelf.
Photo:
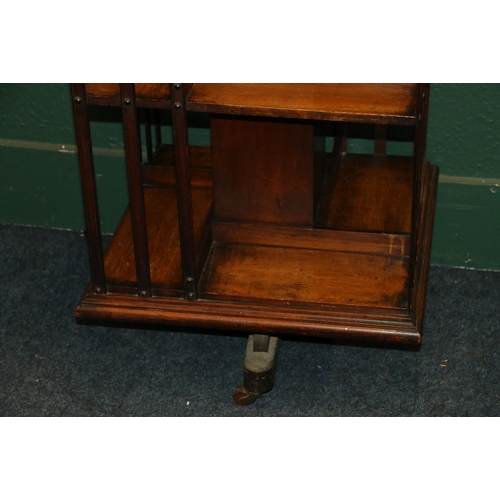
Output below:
[102,185,213,296]
[199,242,409,311]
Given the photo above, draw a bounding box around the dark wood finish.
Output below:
[142,145,212,188]
[74,83,438,352]
[71,83,106,294]
[86,83,170,99]
[409,84,431,311]
[374,124,387,155]
[411,162,439,330]
[87,97,171,109]
[211,115,323,225]
[85,84,172,109]
[314,134,343,225]
[103,187,213,296]
[75,291,419,344]
[212,222,410,257]
[153,109,162,151]
[319,154,414,233]
[143,109,153,163]
[170,83,199,301]
[186,84,419,124]
[198,243,409,309]
[120,84,152,298]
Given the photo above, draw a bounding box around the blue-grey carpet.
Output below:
[1,224,499,416]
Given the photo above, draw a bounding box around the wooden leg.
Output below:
[233,335,280,406]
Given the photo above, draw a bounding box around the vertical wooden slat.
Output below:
[170,83,197,301]
[71,83,106,294]
[374,124,387,155]
[120,83,152,298]
[153,109,162,152]
[415,84,431,196]
[409,83,431,315]
[144,109,153,163]
[338,122,348,154]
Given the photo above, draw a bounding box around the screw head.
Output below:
[74,96,82,103]
[187,292,195,300]
[124,98,132,106]
[174,83,181,90]
[174,102,181,110]
[140,290,148,298]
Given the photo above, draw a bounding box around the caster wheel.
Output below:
[233,386,259,406]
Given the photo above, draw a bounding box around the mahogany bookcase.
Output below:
[71,83,438,405]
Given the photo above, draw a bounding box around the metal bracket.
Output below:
[253,334,271,352]
[244,335,280,396]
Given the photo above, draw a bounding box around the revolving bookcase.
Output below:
[71,83,438,405]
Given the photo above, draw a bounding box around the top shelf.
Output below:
[84,83,171,108]
[83,83,420,124]
[186,84,419,124]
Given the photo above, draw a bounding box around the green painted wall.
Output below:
[1,84,499,270]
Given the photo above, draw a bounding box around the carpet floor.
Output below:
[1,224,499,416]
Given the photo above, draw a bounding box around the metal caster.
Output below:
[233,334,280,406]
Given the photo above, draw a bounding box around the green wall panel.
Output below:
[427,84,500,178]
[0,84,77,145]
[1,147,83,228]
[0,147,128,233]
[432,182,500,269]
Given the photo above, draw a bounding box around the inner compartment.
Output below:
[102,111,415,312]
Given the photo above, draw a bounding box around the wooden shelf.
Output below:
[186,84,418,124]
[199,242,409,311]
[84,83,171,108]
[103,186,213,296]
[317,153,414,233]
[80,83,419,120]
